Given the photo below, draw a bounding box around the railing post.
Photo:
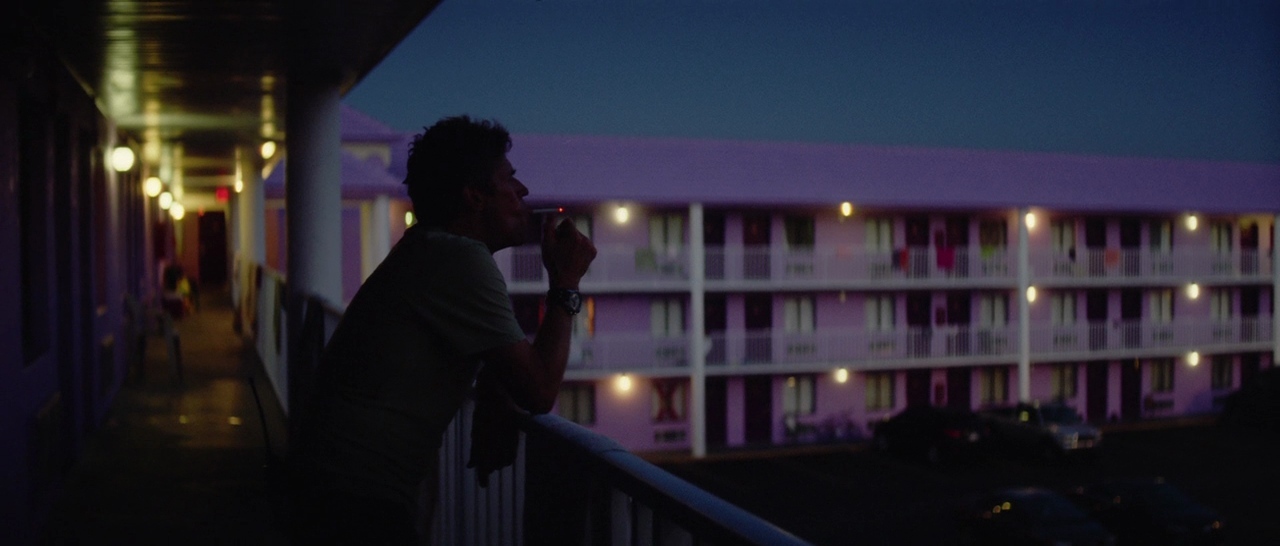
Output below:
[1017,208,1031,402]
[689,203,707,458]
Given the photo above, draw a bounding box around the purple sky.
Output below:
[344,0,1280,165]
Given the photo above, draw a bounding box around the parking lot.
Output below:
[658,419,1280,545]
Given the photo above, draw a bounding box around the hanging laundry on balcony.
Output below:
[937,246,956,270]
[1104,248,1121,268]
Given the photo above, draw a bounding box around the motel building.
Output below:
[264,108,1279,457]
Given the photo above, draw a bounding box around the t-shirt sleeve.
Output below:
[410,238,527,357]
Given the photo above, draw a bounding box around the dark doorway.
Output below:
[1120,289,1142,348]
[945,216,970,277]
[946,291,971,355]
[745,294,772,363]
[947,367,971,410]
[1087,290,1108,350]
[744,375,773,445]
[1241,223,1259,274]
[1121,359,1142,421]
[198,211,228,287]
[1240,353,1261,386]
[705,211,725,279]
[743,212,771,280]
[705,294,727,365]
[706,376,727,448]
[1085,218,1106,275]
[1241,286,1260,341]
[1086,361,1109,423]
[1119,218,1140,276]
[906,292,932,357]
[905,215,929,277]
[906,369,931,407]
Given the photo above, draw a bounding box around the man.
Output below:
[289,116,596,544]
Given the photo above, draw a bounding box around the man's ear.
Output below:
[461,184,487,212]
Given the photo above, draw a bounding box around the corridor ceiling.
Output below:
[19,0,440,195]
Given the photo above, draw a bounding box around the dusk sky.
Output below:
[343,0,1280,164]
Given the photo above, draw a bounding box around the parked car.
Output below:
[958,487,1116,545]
[981,402,1102,459]
[872,405,987,464]
[1218,366,1280,430]
[1067,477,1225,545]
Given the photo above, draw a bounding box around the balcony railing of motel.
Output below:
[562,317,1274,373]
[251,266,809,546]
[504,244,1273,289]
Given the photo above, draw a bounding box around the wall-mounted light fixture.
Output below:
[159,191,173,210]
[111,146,136,172]
[615,373,632,392]
[1185,214,1199,231]
[1187,283,1201,299]
[143,176,163,197]
[260,140,277,159]
[1187,351,1200,367]
[234,179,244,194]
[613,205,630,224]
[170,203,186,220]
[1026,286,1038,303]
[1024,212,1037,230]
[840,201,854,217]
[405,211,416,226]
[834,368,849,384]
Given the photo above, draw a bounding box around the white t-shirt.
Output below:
[298,226,526,504]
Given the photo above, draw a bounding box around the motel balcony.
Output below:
[562,317,1274,376]
[502,244,1272,294]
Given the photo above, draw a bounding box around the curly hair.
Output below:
[403,116,512,227]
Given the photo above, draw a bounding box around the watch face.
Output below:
[567,291,582,310]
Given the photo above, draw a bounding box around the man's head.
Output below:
[404,116,513,229]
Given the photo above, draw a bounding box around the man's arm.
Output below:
[480,217,595,414]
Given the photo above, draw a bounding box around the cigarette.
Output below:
[531,207,565,214]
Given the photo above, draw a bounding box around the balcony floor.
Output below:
[42,287,291,544]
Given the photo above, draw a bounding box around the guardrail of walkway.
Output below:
[434,400,812,546]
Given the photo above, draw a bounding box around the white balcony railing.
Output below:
[1030,248,1273,280]
[507,243,1272,288]
[569,316,1273,372]
[1029,317,1273,355]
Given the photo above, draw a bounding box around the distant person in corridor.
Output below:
[289,116,597,545]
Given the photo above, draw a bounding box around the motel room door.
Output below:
[744,375,773,445]
[947,367,972,410]
[705,376,727,448]
[906,369,931,408]
[745,293,772,363]
[743,212,771,279]
[1086,361,1109,424]
[1121,358,1143,422]
[906,292,932,357]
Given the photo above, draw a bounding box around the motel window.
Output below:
[1210,290,1233,321]
[1051,219,1076,254]
[1210,222,1232,254]
[1151,359,1175,394]
[1149,220,1172,252]
[573,297,596,338]
[784,296,815,334]
[784,375,817,417]
[978,293,1009,328]
[1149,289,1174,324]
[1211,356,1234,391]
[1051,292,1076,326]
[784,215,816,248]
[557,382,596,426]
[1051,363,1078,400]
[649,213,684,257]
[865,372,895,411]
[979,367,1009,406]
[651,378,688,423]
[978,219,1008,250]
[865,218,894,252]
[865,295,895,332]
[651,298,684,338]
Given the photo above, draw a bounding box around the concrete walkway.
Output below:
[43,287,291,545]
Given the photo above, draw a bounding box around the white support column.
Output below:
[689,203,707,458]
[372,194,391,270]
[284,79,343,305]
[238,147,267,267]
[1017,207,1032,402]
[1273,215,1279,365]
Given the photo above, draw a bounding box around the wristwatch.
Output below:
[547,288,582,316]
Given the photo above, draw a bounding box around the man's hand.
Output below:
[541,217,596,289]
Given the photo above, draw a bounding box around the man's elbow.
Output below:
[525,388,557,415]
